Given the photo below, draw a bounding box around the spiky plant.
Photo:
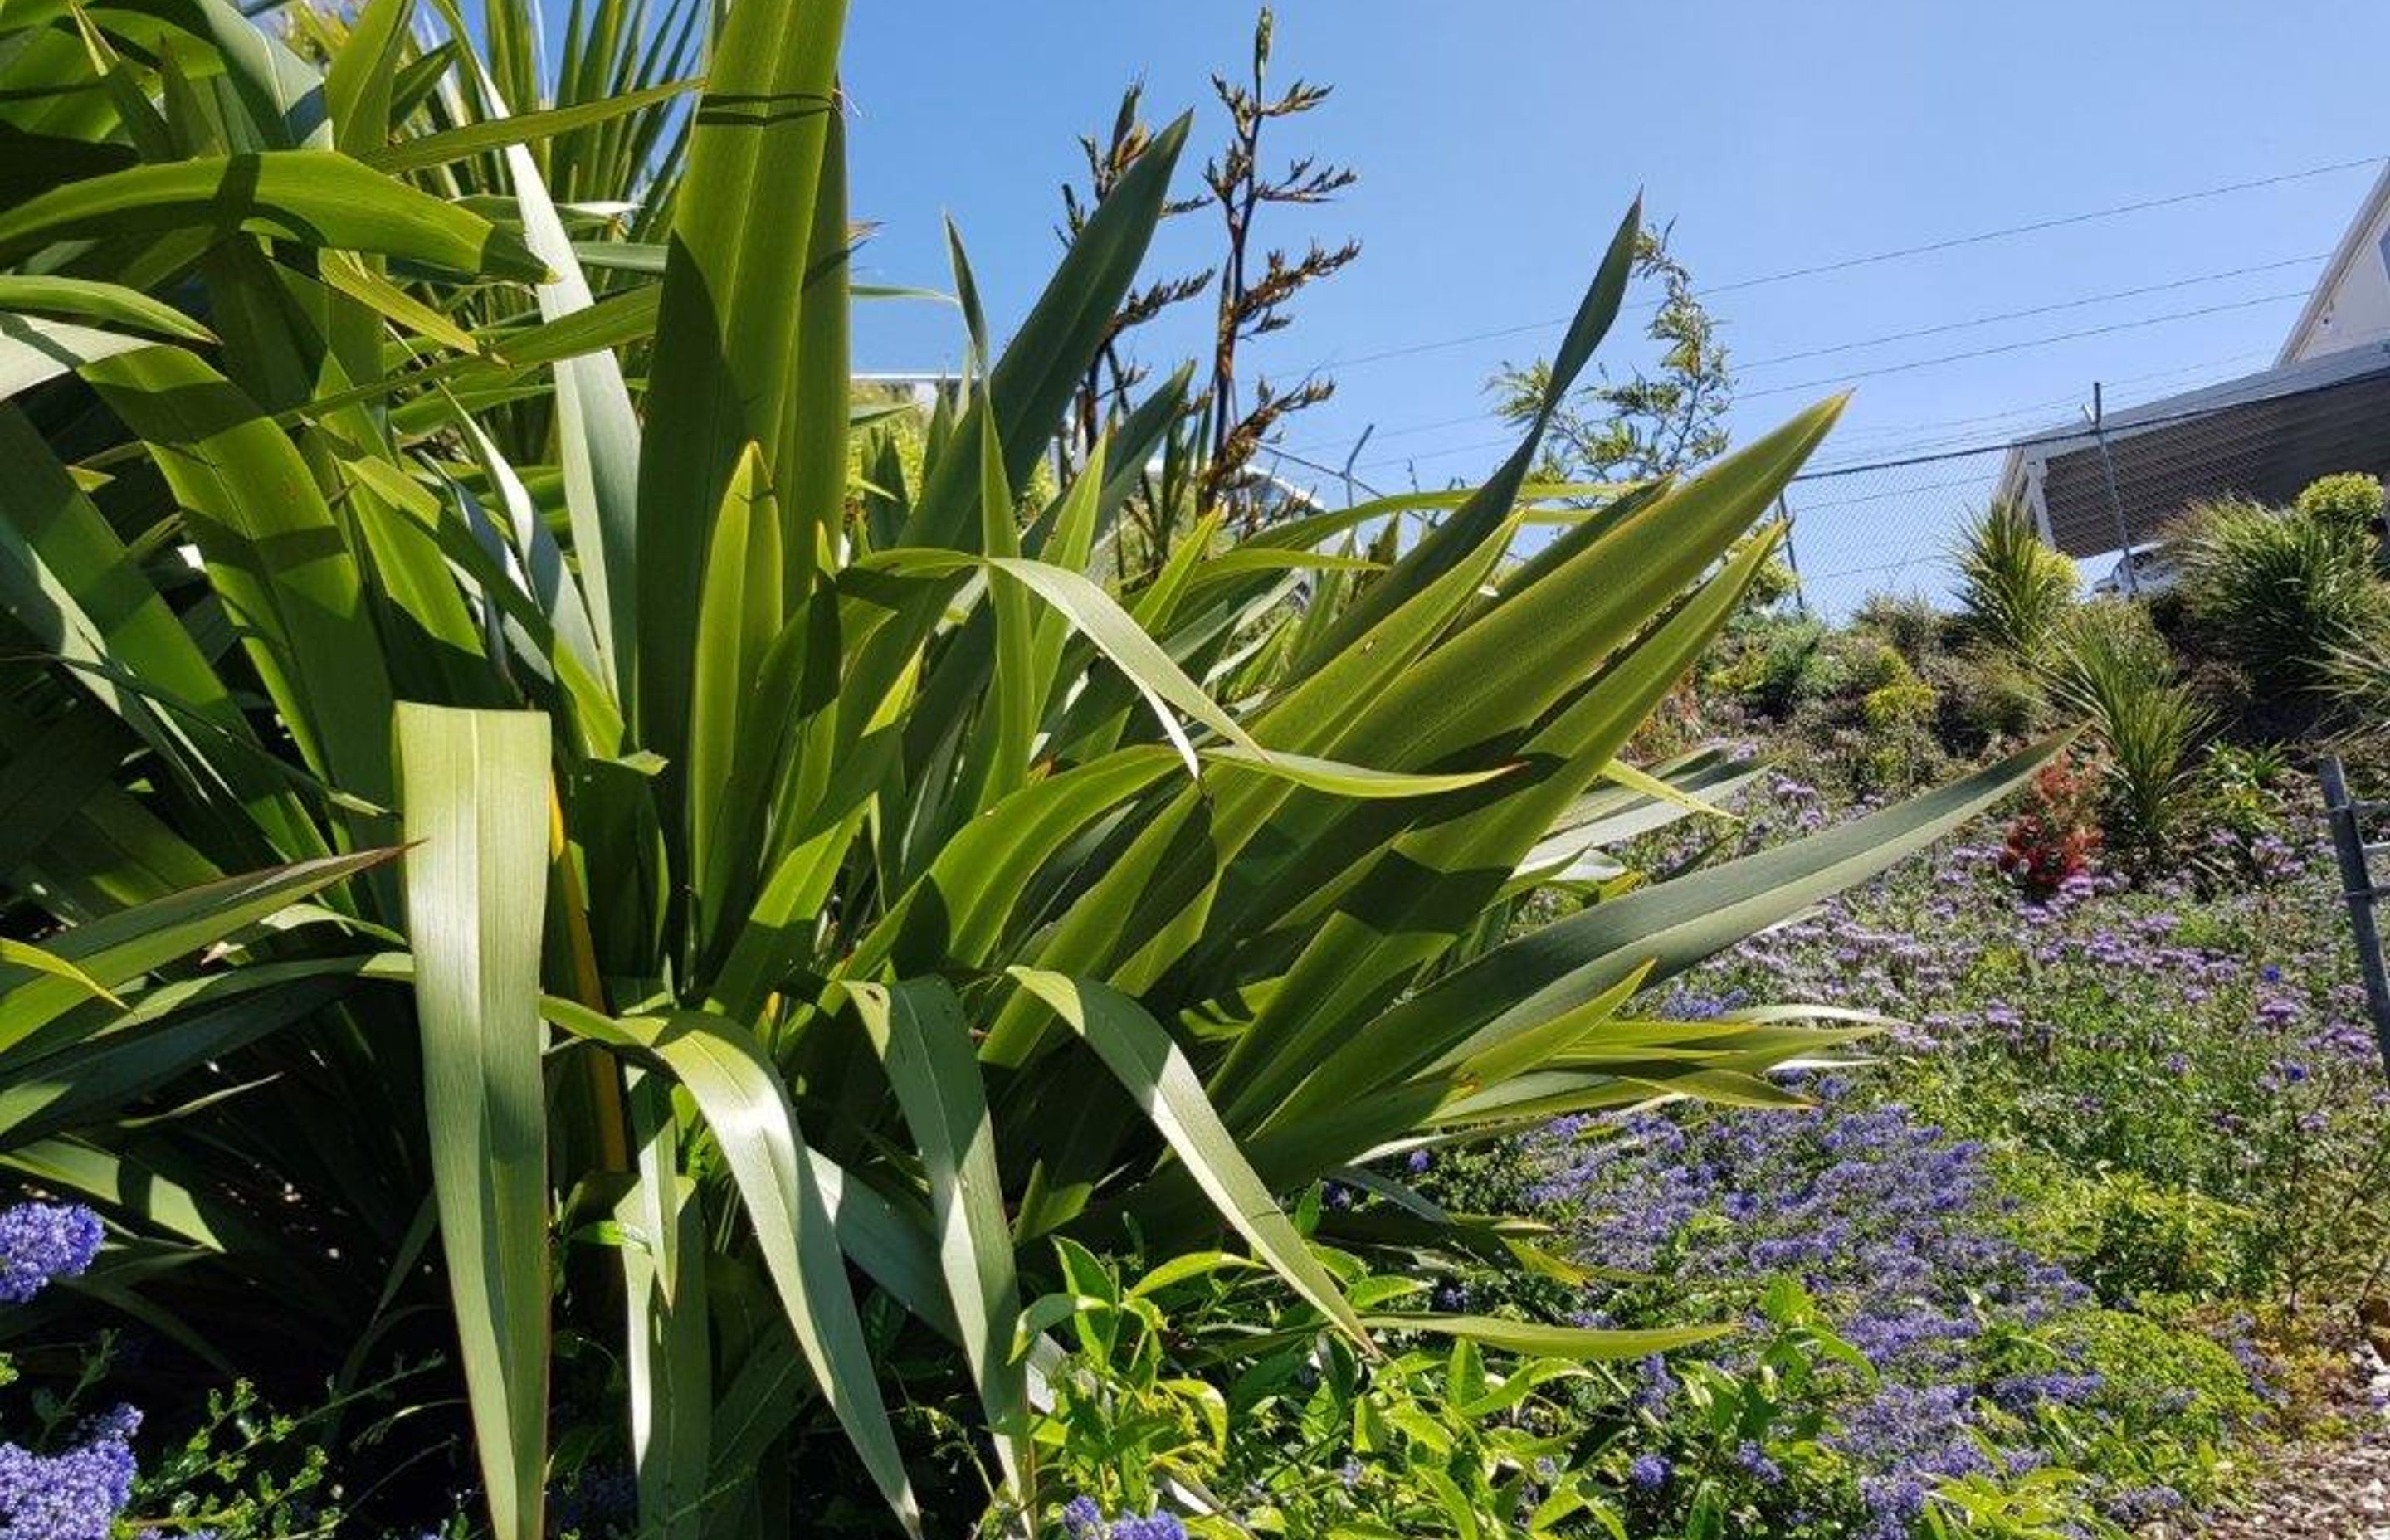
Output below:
[2174,495,2389,689]
[1954,498,2078,663]
[0,1,2054,1533]
[2050,601,2211,863]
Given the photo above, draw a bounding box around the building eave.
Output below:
[2278,160,2390,366]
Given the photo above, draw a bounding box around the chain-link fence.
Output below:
[1780,447,2012,621]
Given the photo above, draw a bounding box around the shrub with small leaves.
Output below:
[2291,470,2383,541]
[1862,681,1938,733]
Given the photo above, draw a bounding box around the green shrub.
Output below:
[1924,649,2046,751]
[1954,500,2078,662]
[1854,680,1944,793]
[0,2,2068,1529]
[1708,622,1920,724]
[2051,601,2212,864]
[2292,470,2384,540]
[1842,633,1919,695]
[2201,742,2294,848]
[1740,548,1802,612]
[2319,623,2390,727]
[1709,617,1839,716]
[2064,1309,2262,1439]
[2034,1306,2263,1508]
[1861,680,1938,732]
[1852,591,1956,665]
[2009,1165,2261,1303]
[2174,495,2389,688]
[1022,1245,1876,1540]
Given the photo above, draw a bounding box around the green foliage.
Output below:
[1707,619,1841,719]
[2005,1162,2262,1303]
[1863,681,1939,733]
[1924,650,2046,751]
[1491,222,1734,487]
[1016,1240,1648,1539]
[2174,495,2389,688]
[2057,1309,2264,1443]
[2202,742,2295,849]
[0,2,2074,1533]
[1855,679,1944,796]
[1997,1308,2260,1519]
[2318,620,2390,727]
[1021,1243,1890,1540]
[1740,552,1802,614]
[1852,593,1958,665]
[1954,501,2077,663]
[2291,470,2384,539]
[134,1375,390,1540]
[2049,601,2211,864]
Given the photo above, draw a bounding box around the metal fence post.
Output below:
[2089,381,2140,597]
[1776,494,1809,619]
[2320,755,2390,1079]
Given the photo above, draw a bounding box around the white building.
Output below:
[1998,167,2390,576]
[2282,163,2390,365]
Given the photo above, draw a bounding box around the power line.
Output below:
[1787,468,2000,509]
[1797,346,2298,463]
[1353,287,2310,471]
[1284,255,2328,460]
[1734,252,2326,370]
[1298,151,2383,374]
[1739,288,2310,400]
[1805,553,1948,585]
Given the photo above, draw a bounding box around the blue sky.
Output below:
[841,3,2387,610]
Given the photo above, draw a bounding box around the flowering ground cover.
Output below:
[1479,762,2390,1537]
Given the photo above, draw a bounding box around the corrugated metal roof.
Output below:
[2002,344,2390,557]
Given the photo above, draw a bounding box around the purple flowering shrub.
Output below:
[0,1203,101,1305]
[0,1201,144,1540]
[0,1403,143,1540]
[1673,769,2390,1313]
[1,1200,362,1540]
[1532,1077,2190,1537]
[1518,755,2387,1532]
[1061,1496,1186,1540]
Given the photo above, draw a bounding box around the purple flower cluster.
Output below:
[0,1406,139,1540]
[0,1202,102,1304]
[1537,1076,2095,1539]
[1061,1496,1186,1540]
[0,1203,188,1540]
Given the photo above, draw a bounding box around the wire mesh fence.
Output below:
[1781,447,2012,621]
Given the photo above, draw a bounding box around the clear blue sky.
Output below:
[841,3,2388,610]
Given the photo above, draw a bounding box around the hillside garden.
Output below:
[0,2,2387,1538]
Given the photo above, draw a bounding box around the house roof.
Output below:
[1997,341,2390,558]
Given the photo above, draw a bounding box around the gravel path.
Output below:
[2196,1344,2390,1540]
[2201,1428,2388,1539]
